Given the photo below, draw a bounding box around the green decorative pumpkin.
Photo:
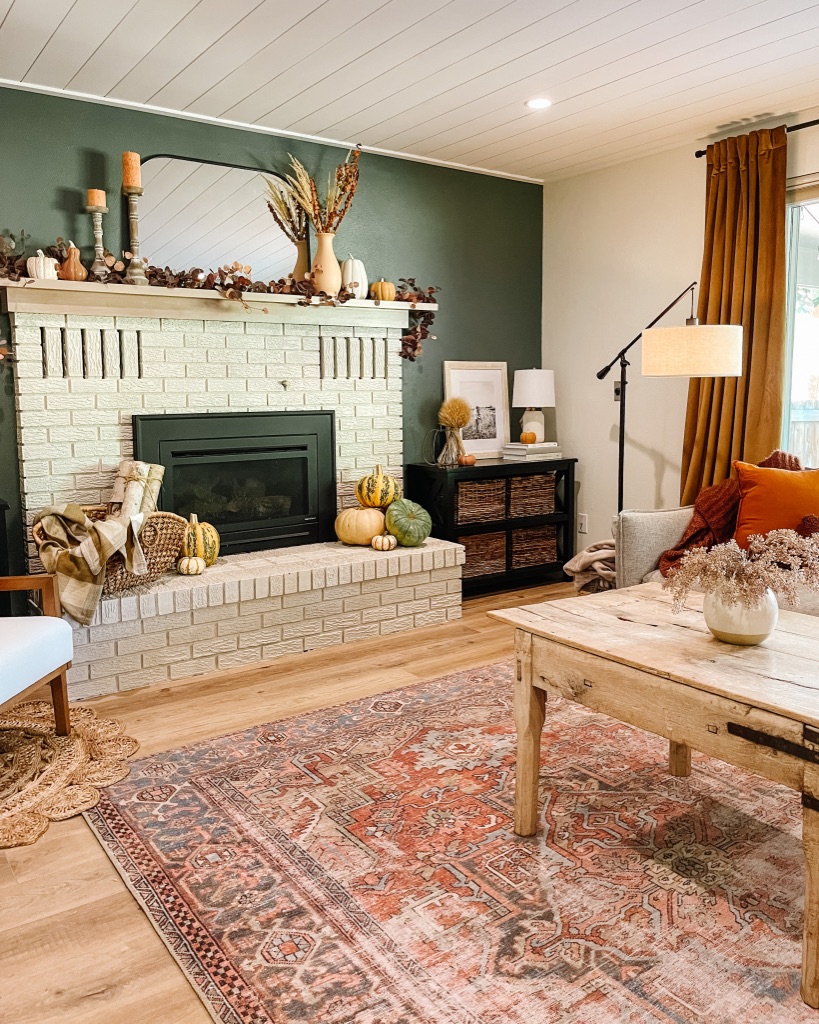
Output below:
[356,464,401,509]
[181,513,220,566]
[385,499,432,547]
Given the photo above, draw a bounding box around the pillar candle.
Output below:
[122,152,141,189]
[87,188,106,207]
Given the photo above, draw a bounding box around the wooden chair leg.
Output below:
[49,669,70,736]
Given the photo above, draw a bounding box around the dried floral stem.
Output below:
[264,177,307,245]
[284,149,361,234]
[439,397,471,429]
[664,530,819,611]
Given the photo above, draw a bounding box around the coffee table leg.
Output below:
[668,740,691,777]
[803,792,819,1007]
[514,630,546,837]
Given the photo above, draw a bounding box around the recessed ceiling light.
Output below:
[525,97,552,110]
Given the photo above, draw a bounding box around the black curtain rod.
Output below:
[694,116,819,158]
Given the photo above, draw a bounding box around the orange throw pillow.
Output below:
[733,461,819,548]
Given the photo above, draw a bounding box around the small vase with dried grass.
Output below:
[437,397,471,467]
[264,176,309,281]
[284,149,361,296]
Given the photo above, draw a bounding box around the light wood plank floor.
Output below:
[0,582,572,1024]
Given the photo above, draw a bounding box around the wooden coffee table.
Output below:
[490,582,819,1007]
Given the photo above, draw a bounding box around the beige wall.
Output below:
[543,113,819,544]
[542,144,703,542]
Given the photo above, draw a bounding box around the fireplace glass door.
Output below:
[161,435,316,540]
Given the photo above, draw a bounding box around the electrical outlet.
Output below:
[578,513,588,534]
[613,381,622,402]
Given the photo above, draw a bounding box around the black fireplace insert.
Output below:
[133,411,336,555]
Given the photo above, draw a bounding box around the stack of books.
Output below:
[502,441,563,462]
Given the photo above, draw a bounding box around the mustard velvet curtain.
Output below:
[679,126,788,505]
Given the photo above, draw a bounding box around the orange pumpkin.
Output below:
[458,454,476,466]
[369,278,396,302]
[520,431,537,444]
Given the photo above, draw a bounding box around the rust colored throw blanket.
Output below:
[659,450,801,576]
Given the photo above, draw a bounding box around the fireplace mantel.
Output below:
[0,279,435,327]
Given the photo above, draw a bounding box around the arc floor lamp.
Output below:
[596,281,743,513]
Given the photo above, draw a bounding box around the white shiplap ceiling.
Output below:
[2,0,819,182]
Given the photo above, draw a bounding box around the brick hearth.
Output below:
[3,283,461,699]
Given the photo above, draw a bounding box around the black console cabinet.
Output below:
[406,459,577,594]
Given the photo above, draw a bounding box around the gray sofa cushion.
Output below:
[613,506,693,589]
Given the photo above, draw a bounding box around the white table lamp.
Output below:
[512,369,555,443]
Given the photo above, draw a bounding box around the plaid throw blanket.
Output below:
[34,503,147,625]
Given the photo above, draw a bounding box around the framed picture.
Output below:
[443,361,509,459]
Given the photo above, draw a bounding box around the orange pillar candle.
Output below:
[122,152,141,189]
[86,188,106,207]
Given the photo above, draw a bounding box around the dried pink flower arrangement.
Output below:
[663,529,819,613]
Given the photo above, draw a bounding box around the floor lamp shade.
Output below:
[641,324,743,377]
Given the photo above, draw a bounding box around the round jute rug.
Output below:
[0,700,139,848]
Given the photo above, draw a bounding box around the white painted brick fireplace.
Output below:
[3,281,462,698]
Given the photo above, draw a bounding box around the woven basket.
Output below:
[33,505,187,596]
[509,473,556,518]
[511,525,557,569]
[455,479,506,524]
[458,531,506,579]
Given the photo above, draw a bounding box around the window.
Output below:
[783,199,819,467]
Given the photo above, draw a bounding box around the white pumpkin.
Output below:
[26,249,59,280]
[340,254,368,299]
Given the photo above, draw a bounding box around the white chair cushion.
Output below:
[0,616,73,703]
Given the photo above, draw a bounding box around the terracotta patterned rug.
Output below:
[87,663,814,1023]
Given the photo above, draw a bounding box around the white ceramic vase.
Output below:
[702,587,779,645]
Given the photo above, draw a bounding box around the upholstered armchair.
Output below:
[0,574,72,734]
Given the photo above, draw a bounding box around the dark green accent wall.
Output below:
[0,87,542,571]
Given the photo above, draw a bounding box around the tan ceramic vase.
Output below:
[311,232,342,296]
[292,238,310,281]
[59,246,88,282]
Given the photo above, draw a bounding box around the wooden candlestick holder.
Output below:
[85,203,109,282]
[122,185,148,286]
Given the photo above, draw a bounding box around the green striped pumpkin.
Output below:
[356,465,401,509]
[385,499,432,547]
[181,513,220,566]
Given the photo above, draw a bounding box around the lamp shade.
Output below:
[512,368,555,407]
[641,324,743,377]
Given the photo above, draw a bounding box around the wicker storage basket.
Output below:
[455,479,506,525]
[509,473,556,518]
[33,506,187,596]
[458,531,506,579]
[511,525,557,570]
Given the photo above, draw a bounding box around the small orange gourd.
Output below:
[520,431,537,445]
[58,243,88,282]
[369,278,396,302]
[458,454,476,466]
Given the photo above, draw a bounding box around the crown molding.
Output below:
[0,79,544,186]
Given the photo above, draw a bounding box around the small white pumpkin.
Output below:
[340,254,368,299]
[371,533,398,551]
[26,249,59,280]
[177,555,206,576]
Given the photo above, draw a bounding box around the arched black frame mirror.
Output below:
[138,154,310,281]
